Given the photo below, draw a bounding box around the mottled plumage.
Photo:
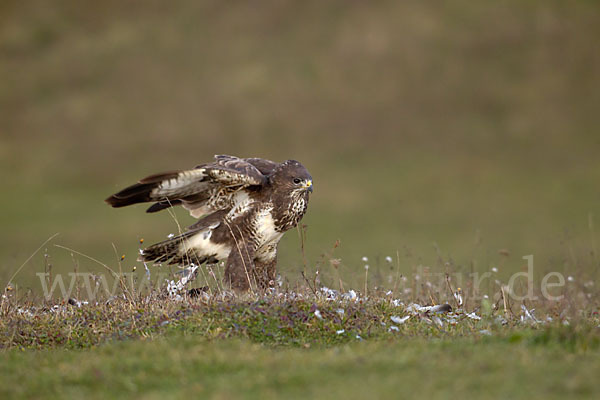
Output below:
[105,155,313,290]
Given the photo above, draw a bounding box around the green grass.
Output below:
[1,283,599,398]
[2,333,600,399]
[0,295,506,350]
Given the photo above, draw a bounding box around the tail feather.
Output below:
[139,230,218,266]
[140,233,185,265]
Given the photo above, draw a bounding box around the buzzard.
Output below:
[105,155,313,291]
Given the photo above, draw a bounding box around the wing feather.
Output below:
[105,155,272,218]
[243,158,279,175]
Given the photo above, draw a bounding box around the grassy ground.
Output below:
[1,274,599,398]
[2,336,600,400]
[1,288,599,399]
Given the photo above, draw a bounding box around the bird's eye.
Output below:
[293,178,301,184]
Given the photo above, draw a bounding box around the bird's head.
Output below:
[269,160,313,195]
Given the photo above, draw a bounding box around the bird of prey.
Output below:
[105,155,313,290]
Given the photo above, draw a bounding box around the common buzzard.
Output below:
[105,155,313,290]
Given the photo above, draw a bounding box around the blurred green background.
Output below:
[2,0,599,290]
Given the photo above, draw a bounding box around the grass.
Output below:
[1,286,600,400]
[1,263,599,398]
[1,185,598,399]
[2,336,600,400]
[1,225,598,398]
[2,293,599,349]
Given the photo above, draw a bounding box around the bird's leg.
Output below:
[253,257,277,290]
[224,244,256,291]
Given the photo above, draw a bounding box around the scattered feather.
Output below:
[166,264,199,297]
[344,290,358,301]
[391,315,410,324]
[520,305,540,324]
[430,304,452,313]
[466,312,481,320]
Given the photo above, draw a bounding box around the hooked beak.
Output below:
[304,180,313,193]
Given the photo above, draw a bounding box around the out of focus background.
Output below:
[2,0,599,290]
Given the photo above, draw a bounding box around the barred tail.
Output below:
[139,231,217,266]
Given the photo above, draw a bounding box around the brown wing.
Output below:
[209,155,270,185]
[105,155,270,218]
[242,157,279,176]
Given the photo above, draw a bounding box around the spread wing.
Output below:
[105,155,271,218]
